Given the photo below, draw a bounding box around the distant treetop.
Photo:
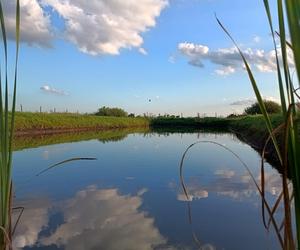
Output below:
[244,100,281,115]
[95,106,128,117]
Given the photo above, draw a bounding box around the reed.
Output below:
[0,0,19,249]
[216,0,300,248]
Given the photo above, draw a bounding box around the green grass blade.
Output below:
[36,157,97,176]
[285,0,300,87]
[215,15,283,165]
[180,141,284,248]
[263,0,287,114]
[277,0,294,107]
[8,0,20,167]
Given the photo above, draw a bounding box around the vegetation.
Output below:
[229,115,284,137]
[244,100,282,115]
[0,1,20,249]
[216,0,300,248]
[151,116,230,128]
[12,128,148,151]
[95,106,128,117]
[151,115,286,140]
[13,112,148,133]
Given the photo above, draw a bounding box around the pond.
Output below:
[12,129,282,250]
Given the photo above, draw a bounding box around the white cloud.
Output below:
[138,47,148,55]
[214,169,235,178]
[253,35,261,43]
[178,42,295,75]
[177,190,208,202]
[40,85,68,96]
[14,186,179,250]
[176,170,282,202]
[230,98,256,106]
[168,55,176,63]
[230,96,279,106]
[42,0,168,55]
[41,186,168,250]
[3,0,52,47]
[215,66,235,76]
[13,199,50,250]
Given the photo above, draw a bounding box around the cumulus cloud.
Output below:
[2,0,167,55]
[3,0,52,47]
[40,186,168,250]
[178,42,294,75]
[14,186,177,250]
[40,85,69,96]
[42,0,168,55]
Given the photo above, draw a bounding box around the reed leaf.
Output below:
[0,0,20,248]
[36,157,97,177]
[179,141,284,248]
[216,0,300,247]
[215,15,283,165]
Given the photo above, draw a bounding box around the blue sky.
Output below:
[4,0,286,116]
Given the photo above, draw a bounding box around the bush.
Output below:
[95,106,128,117]
[244,100,281,115]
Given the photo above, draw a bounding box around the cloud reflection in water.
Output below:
[177,169,282,202]
[14,186,174,250]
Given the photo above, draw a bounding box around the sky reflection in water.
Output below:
[12,131,282,250]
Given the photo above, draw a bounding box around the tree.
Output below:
[244,100,281,115]
[95,106,128,117]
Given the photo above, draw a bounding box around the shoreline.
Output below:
[14,125,149,136]
[13,113,285,169]
[151,115,284,169]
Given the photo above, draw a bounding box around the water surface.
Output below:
[12,130,282,250]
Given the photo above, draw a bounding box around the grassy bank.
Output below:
[151,115,286,167]
[229,114,284,137]
[151,117,231,128]
[13,112,149,134]
[151,114,284,132]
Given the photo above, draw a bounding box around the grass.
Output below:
[0,0,19,249]
[151,116,231,128]
[215,1,300,248]
[12,112,149,132]
[151,114,284,132]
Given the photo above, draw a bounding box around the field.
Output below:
[13,112,149,134]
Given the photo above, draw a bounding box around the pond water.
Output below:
[12,130,282,250]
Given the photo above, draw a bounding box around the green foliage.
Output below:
[0,0,20,248]
[244,100,282,115]
[13,112,148,132]
[218,0,300,248]
[151,117,231,128]
[12,128,148,151]
[95,106,128,117]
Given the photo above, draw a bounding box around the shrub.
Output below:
[95,106,128,117]
[244,100,281,115]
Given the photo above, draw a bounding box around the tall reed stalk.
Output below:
[217,0,300,248]
[0,0,20,249]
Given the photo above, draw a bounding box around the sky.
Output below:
[2,0,292,116]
